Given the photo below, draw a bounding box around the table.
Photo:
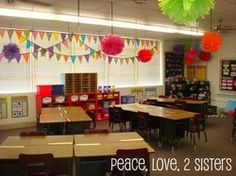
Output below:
[74,132,154,176]
[115,103,196,150]
[40,106,92,134]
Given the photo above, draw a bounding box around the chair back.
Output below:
[136,111,151,130]
[111,148,149,176]
[20,131,46,137]
[86,110,96,129]
[84,129,109,134]
[19,153,54,176]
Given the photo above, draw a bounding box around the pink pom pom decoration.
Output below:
[101,34,124,55]
[138,49,153,63]
[185,48,198,60]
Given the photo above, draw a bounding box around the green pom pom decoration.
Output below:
[158,0,215,24]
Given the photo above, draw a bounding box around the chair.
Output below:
[143,99,158,106]
[86,110,96,129]
[110,148,149,176]
[109,107,129,131]
[20,131,46,137]
[174,100,187,110]
[231,109,236,142]
[78,160,108,176]
[186,114,208,152]
[84,128,109,134]
[19,153,54,176]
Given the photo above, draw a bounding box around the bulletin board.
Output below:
[0,97,7,119]
[131,88,144,103]
[11,96,28,118]
[220,59,236,92]
[187,66,207,81]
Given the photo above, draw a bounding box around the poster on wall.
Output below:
[144,88,157,99]
[0,97,7,119]
[220,59,236,92]
[131,88,144,103]
[11,96,28,118]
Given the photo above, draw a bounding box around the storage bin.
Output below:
[121,95,135,104]
[37,85,52,96]
[52,85,64,95]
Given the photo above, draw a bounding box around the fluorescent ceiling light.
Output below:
[0,8,204,36]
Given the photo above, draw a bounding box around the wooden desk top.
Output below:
[40,106,92,124]
[1,135,74,146]
[74,141,155,157]
[0,145,73,159]
[74,132,144,144]
[148,97,208,104]
[115,103,196,120]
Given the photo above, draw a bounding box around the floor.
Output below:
[0,116,236,176]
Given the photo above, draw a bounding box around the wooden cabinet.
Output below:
[36,91,120,121]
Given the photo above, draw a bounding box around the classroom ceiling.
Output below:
[0,0,236,40]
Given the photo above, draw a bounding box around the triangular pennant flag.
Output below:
[90,48,95,55]
[15,30,22,39]
[7,30,14,38]
[26,40,33,49]
[131,39,135,46]
[125,58,129,64]
[61,33,67,41]
[84,45,89,52]
[49,52,54,59]
[18,36,26,44]
[150,48,155,54]
[39,32,45,40]
[56,54,62,61]
[80,34,86,42]
[146,40,150,47]
[62,39,69,48]
[63,55,69,62]
[16,54,21,63]
[55,43,61,52]
[135,39,141,46]
[68,33,73,42]
[96,51,101,60]
[78,56,83,63]
[93,36,98,44]
[53,32,59,41]
[130,57,135,63]
[47,46,54,53]
[87,35,92,42]
[92,52,96,59]
[150,40,154,46]
[99,36,103,42]
[114,57,118,64]
[108,56,113,64]
[136,56,140,62]
[70,55,76,63]
[120,58,124,65]
[102,54,106,60]
[0,29,5,37]
[141,40,145,47]
[32,52,38,60]
[40,48,47,57]
[46,32,52,40]
[79,40,84,47]
[0,53,4,62]
[154,43,158,50]
[126,38,131,45]
[74,34,80,43]
[23,30,30,39]
[32,31,38,40]
[34,44,40,52]
[22,53,30,63]
[84,54,90,63]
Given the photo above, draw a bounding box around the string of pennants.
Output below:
[0,28,159,64]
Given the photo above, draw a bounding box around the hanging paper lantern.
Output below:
[199,51,212,61]
[184,56,195,65]
[138,49,153,63]
[101,34,124,55]
[2,43,20,62]
[195,40,202,52]
[201,32,222,52]
[185,48,198,60]
[172,44,183,55]
[158,0,215,24]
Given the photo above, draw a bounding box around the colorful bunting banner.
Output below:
[46,32,52,41]
[0,29,5,37]
[63,55,69,62]
[7,30,14,38]
[23,31,30,39]
[53,32,59,41]
[74,34,80,43]
[32,31,38,40]
[39,32,45,40]
[56,54,62,61]
[70,55,76,63]
[80,34,86,42]
[108,56,113,64]
[84,54,89,63]
[22,53,30,63]
[0,53,4,62]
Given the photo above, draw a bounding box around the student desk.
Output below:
[40,106,92,134]
[115,103,196,150]
[74,132,155,176]
[0,135,74,176]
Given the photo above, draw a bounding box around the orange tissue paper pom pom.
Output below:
[201,32,222,52]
